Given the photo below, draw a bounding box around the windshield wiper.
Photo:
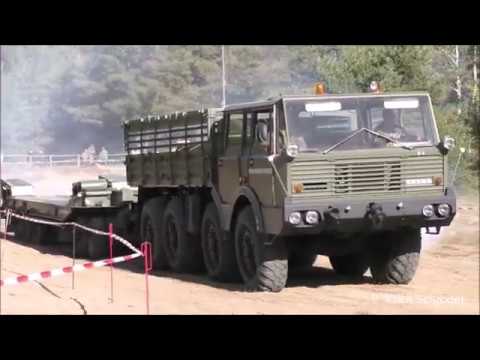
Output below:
[365,128,414,150]
[322,128,413,155]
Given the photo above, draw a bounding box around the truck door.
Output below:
[244,108,274,207]
[217,111,244,204]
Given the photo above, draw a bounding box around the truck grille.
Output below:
[334,161,401,193]
[289,156,443,196]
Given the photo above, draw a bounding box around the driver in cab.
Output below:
[375,109,417,141]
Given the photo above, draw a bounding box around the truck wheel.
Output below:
[141,198,169,270]
[201,203,239,282]
[329,253,369,277]
[234,206,288,292]
[369,228,421,284]
[162,197,204,273]
[87,217,109,260]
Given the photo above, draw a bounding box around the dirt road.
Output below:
[0,167,478,314]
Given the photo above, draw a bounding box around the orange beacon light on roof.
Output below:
[314,83,326,95]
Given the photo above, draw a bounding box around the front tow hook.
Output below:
[365,202,386,230]
[323,207,340,225]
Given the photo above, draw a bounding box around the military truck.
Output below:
[1,85,457,292]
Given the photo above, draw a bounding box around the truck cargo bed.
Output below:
[124,108,221,187]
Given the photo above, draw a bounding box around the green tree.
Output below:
[317,46,443,100]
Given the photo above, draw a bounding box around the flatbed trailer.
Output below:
[1,175,138,258]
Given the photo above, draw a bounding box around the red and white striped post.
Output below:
[0,210,9,314]
[109,223,114,303]
[72,226,76,290]
[141,242,152,315]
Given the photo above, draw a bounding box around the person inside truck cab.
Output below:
[288,118,308,150]
[374,109,417,141]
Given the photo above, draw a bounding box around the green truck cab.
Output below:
[125,88,456,292]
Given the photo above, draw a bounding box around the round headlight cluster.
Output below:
[422,205,434,217]
[437,203,451,217]
[423,204,452,218]
[288,211,320,225]
[288,212,302,225]
[305,211,319,224]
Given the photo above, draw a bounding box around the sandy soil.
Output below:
[0,167,478,315]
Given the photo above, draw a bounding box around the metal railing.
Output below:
[0,153,126,167]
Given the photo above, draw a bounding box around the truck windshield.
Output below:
[284,95,437,152]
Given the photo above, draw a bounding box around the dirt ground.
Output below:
[0,166,478,315]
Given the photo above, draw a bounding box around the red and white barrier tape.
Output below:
[2,210,142,256]
[0,252,141,287]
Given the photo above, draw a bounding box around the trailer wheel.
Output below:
[111,207,131,255]
[74,216,91,258]
[86,217,109,260]
[29,223,52,245]
[57,225,72,244]
[201,203,239,282]
[11,217,31,242]
[141,198,169,270]
[234,206,288,292]
[369,228,421,284]
[162,197,204,273]
[329,252,369,277]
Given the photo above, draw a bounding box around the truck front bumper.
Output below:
[282,188,456,235]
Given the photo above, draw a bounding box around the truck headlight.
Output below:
[305,211,319,224]
[288,212,302,225]
[422,205,434,217]
[287,144,299,157]
[437,203,451,217]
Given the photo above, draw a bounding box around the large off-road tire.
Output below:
[369,228,421,284]
[234,206,288,292]
[141,198,169,270]
[201,203,239,282]
[86,217,109,260]
[329,252,369,277]
[162,197,204,273]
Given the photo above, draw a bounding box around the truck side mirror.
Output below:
[277,144,298,163]
[439,135,455,154]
